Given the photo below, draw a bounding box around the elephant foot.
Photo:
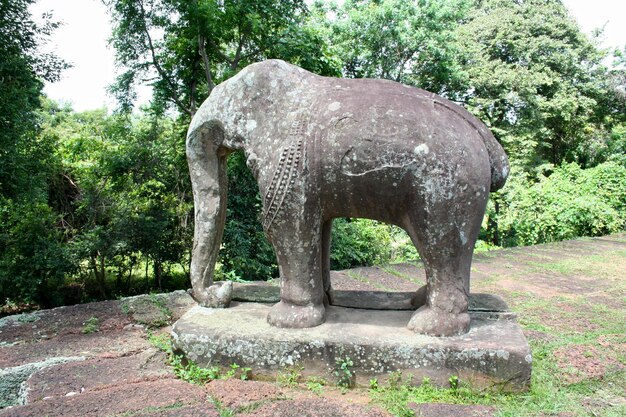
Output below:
[267,301,326,329]
[407,305,470,337]
[195,281,233,308]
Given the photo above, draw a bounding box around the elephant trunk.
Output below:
[186,120,232,307]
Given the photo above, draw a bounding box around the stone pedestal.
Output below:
[172,294,531,391]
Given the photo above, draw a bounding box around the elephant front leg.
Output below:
[267,222,326,329]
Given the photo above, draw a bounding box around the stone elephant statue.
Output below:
[186,60,509,336]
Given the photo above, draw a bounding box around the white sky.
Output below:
[31,0,626,112]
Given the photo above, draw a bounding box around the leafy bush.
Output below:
[330,218,394,269]
[221,151,277,280]
[498,162,626,246]
[0,198,74,306]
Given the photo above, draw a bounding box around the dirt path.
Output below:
[0,233,624,416]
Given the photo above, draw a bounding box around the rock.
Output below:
[26,349,171,402]
[237,398,390,417]
[0,356,85,408]
[408,403,495,417]
[172,303,532,391]
[206,379,284,410]
[0,379,212,417]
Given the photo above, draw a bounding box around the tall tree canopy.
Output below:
[0,0,67,198]
[0,0,70,305]
[105,0,339,115]
[311,0,470,96]
[456,0,626,171]
[2,0,625,309]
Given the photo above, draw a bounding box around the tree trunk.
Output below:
[488,200,501,246]
[90,254,107,299]
[154,258,163,290]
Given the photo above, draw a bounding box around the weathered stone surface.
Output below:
[25,348,172,402]
[236,398,391,417]
[206,379,284,409]
[232,281,280,303]
[0,291,197,411]
[0,356,85,408]
[172,302,531,391]
[232,280,511,315]
[327,288,421,310]
[408,402,496,417]
[133,404,220,417]
[120,290,196,327]
[0,379,210,417]
[186,59,510,336]
[0,326,148,368]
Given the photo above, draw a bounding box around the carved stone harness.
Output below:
[262,117,307,230]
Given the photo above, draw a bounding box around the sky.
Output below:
[31,0,626,112]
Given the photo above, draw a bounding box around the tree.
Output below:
[105,0,342,281]
[455,0,626,171]
[105,0,338,115]
[0,0,71,306]
[312,0,470,96]
[0,0,68,198]
[41,102,193,298]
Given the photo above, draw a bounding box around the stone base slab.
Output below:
[172,301,531,391]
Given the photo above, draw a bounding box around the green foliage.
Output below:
[448,374,459,390]
[313,0,469,94]
[276,365,304,387]
[369,378,379,390]
[81,316,100,334]
[148,333,252,385]
[456,0,626,170]
[0,197,74,305]
[333,356,355,388]
[498,162,626,246]
[106,0,334,115]
[330,219,393,269]
[0,0,68,198]
[38,102,193,301]
[221,152,277,280]
[225,363,251,381]
[372,375,496,417]
[169,353,221,385]
[3,0,626,309]
[0,1,71,306]
[305,376,326,395]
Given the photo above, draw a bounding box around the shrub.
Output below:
[498,162,626,246]
[330,218,394,269]
[0,198,74,306]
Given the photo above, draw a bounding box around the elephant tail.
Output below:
[481,128,509,192]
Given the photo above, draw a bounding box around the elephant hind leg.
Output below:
[266,221,326,329]
[321,219,333,305]
[402,210,478,337]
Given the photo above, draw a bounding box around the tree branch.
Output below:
[137,0,192,116]
[198,34,215,94]
[229,31,244,71]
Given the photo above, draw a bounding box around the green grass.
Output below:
[370,339,625,416]
[148,332,250,385]
[370,240,626,416]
